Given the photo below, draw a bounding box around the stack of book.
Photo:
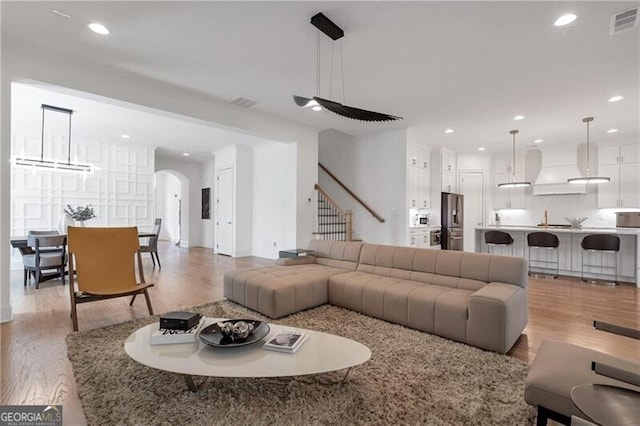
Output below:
[150,316,206,345]
[263,330,308,354]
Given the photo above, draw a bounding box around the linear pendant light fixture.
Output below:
[13,104,94,174]
[498,130,531,189]
[292,13,403,122]
[567,117,610,184]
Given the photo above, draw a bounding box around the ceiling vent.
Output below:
[230,97,257,108]
[610,7,638,35]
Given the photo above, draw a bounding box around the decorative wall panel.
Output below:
[10,136,155,237]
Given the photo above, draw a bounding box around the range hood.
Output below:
[531,148,587,196]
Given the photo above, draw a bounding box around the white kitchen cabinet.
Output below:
[407,143,431,208]
[598,144,640,208]
[408,228,429,248]
[442,148,456,173]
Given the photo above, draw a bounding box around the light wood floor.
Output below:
[1,242,638,425]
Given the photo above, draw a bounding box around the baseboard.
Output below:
[0,303,13,323]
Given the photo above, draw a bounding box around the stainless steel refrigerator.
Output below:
[441,192,463,251]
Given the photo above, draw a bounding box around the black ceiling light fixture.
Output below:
[13,104,94,174]
[292,12,403,122]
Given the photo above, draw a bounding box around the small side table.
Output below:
[570,384,640,426]
[278,248,314,259]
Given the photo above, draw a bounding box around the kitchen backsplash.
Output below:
[493,189,618,228]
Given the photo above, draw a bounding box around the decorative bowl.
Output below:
[199,320,269,348]
[563,217,588,229]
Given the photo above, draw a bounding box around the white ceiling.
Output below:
[10,82,273,161]
[3,1,639,156]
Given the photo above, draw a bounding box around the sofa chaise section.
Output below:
[223,240,363,318]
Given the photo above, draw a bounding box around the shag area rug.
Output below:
[67,300,535,425]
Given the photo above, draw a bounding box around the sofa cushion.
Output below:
[308,240,363,270]
[329,270,473,342]
[223,264,345,318]
[357,244,527,289]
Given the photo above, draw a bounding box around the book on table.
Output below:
[150,317,206,345]
[263,330,308,353]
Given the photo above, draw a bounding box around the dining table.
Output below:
[10,231,157,284]
[10,232,156,254]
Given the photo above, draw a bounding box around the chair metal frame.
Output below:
[580,235,620,286]
[527,232,560,279]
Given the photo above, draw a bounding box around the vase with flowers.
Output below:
[63,204,97,228]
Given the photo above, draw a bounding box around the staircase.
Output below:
[313,184,353,241]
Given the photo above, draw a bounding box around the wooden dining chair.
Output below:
[67,227,155,331]
[140,218,162,269]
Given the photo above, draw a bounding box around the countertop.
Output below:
[410,225,441,231]
[476,225,640,235]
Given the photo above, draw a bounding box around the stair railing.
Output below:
[318,163,385,223]
[314,184,353,241]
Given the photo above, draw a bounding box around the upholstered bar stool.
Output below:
[527,232,560,279]
[581,234,620,285]
[485,230,514,255]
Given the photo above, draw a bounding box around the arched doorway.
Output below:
[155,170,189,246]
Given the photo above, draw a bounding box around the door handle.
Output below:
[450,237,464,240]
[226,221,232,224]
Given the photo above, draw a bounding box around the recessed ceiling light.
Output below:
[311,105,322,112]
[513,115,525,121]
[88,23,110,35]
[534,139,543,144]
[52,9,71,19]
[445,129,454,134]
[606,129,618,133]
[121,134,130,139]
[183,153,190,157]
[554,13,577,27]
[477,147,485,151]
[608,96,623,103]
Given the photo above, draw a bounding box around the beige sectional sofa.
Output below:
[223,240,528,353]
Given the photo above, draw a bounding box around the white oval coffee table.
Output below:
[124,318,371,392]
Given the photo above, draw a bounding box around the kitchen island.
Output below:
[475,226,639,286]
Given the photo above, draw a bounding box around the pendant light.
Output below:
[292,13,403,122]
[498,130,531,189]
[13,104,93,174]
[567,117,610,184]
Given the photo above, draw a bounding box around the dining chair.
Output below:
[67,227,155,331]
[140,218,162,269]
[22,230,62,286]
[23,233,67,289]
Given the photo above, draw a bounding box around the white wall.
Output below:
[154,157,201,247]
[252,142,297,259]
[155,170,182,242]
[10,139,156,237]
[201,160,216,249]
[319,129,407,245]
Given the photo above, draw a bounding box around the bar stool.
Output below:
[485,230,514,255]
[527,232,559,279]
[581,234,620,285]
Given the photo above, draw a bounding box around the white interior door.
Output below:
[216,168,233,256]
[460,171,485,252]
